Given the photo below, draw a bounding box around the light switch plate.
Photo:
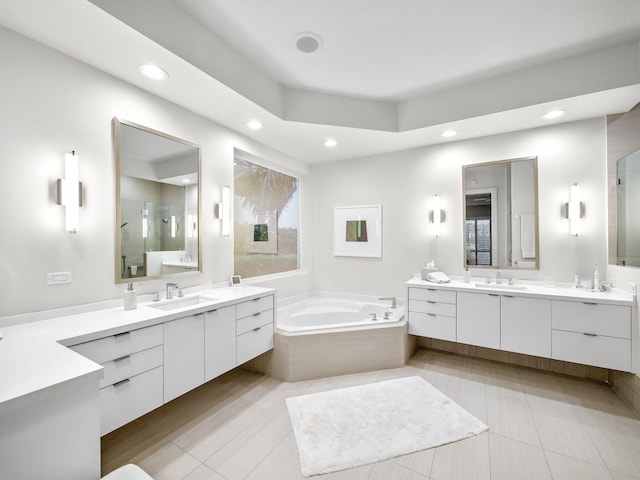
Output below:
[47,271,72,285]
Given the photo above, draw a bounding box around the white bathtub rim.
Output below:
[278,290,404,309]
[277,291,405,334]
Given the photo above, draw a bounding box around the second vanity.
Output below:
[0,285,275,480]
[406,277,637,373]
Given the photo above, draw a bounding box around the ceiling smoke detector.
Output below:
[295,32,323,53]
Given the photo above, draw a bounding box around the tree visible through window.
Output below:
[234,157,300,278]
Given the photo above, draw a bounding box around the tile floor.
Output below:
[101,349,640,480]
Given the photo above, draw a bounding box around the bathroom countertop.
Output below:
[406,277,635,306]
[0,285,274,405]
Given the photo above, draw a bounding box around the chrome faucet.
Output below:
[166,282,179,299]
[495,272,501,285]
[379,297,397,309]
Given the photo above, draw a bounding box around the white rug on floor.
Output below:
[286,376,488,477]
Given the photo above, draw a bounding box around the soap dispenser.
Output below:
[124,282,137,310]
[593,264,600,292]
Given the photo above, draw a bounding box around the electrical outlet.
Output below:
[629,282,637,294]
[47,271,72,285]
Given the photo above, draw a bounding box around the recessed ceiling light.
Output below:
[543,109,566,120]
[323,138,338,147]
[139,64,168,81]
[296,32,323,53]
[247,120,263,130]
[441,130,458,138]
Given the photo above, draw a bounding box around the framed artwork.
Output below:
[333,205,382,257]
[248,211,278,254]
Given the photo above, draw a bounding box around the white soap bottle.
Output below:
[593,264,600,292]
[124,282,137,310]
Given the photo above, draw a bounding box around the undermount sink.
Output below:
[149,295,217,311]
[474,282,528,291]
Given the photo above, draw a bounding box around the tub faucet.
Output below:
[166,282,179,299]
[379,297,397,309]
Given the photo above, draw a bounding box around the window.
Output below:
[466,218,492,266]
[233,157,300,278]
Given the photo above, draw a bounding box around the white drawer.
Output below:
[409,299,456,317]
[409,287,456,304]
[100,345,163,389]
[408,311,456,342]
[552,330,631,371]
[237,322,274,365]
[236,295,275,319]
[551,301,631,338]
[99,366,164,435]
[237,309,274,336]
[71,324,163,364]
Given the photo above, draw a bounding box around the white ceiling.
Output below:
[2,0,640,164]
[174,0,640,101]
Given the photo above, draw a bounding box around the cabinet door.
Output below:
[501,296,551,357]
[164,314,205,402]
[204,305,237,381]
[457,292,500,349]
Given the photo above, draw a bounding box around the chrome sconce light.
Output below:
[216,186,230,237]
[429,194,445,237]
[563,182,584,236]
[56,150,82,233]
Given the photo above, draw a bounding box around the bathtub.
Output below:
[244,293,408,381]
[277,294,404,332]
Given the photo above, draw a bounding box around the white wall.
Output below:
[0,26,311,318]
[311,118,609,299]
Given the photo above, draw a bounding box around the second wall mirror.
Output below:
[114,118,202,283]
[462,156,539,270]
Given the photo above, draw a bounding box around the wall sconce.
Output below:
[187,214,196,238]
[141,209,149,239]
[56,151,82,233]
[170,215,177,238]
[564,182,584,236]
[429,194,445,237]
[216,186,230,237]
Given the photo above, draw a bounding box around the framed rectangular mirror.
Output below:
[113,118,201,283]
[462,156,539,269]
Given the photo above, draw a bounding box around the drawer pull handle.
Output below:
[253,327,262,332]
[113,378,130,387]
[503,295,514,298]
[426,288,436,291]
[488,294,499,297]
[583,302,597,306]
[427,313,437,317]
[583,332,597,337]
[113,355,130,363]
[253,312,262,317]
[427,300,436,304]
[114,331,131,338]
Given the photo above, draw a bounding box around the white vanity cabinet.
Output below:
[69,323,164,435]
[551,300,632,371]
[164,313,205,403]
[204,305,237,381]
[501,295,551,357]
[407,287,457,341]
[406,278,634,372]
[236,294,275,365]
[457,292,501,349]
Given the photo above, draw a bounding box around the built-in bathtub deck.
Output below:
[248,321,410,381]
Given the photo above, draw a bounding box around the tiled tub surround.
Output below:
[0,285,275,480]
[247,293,408,382]
[407,277,638,386]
